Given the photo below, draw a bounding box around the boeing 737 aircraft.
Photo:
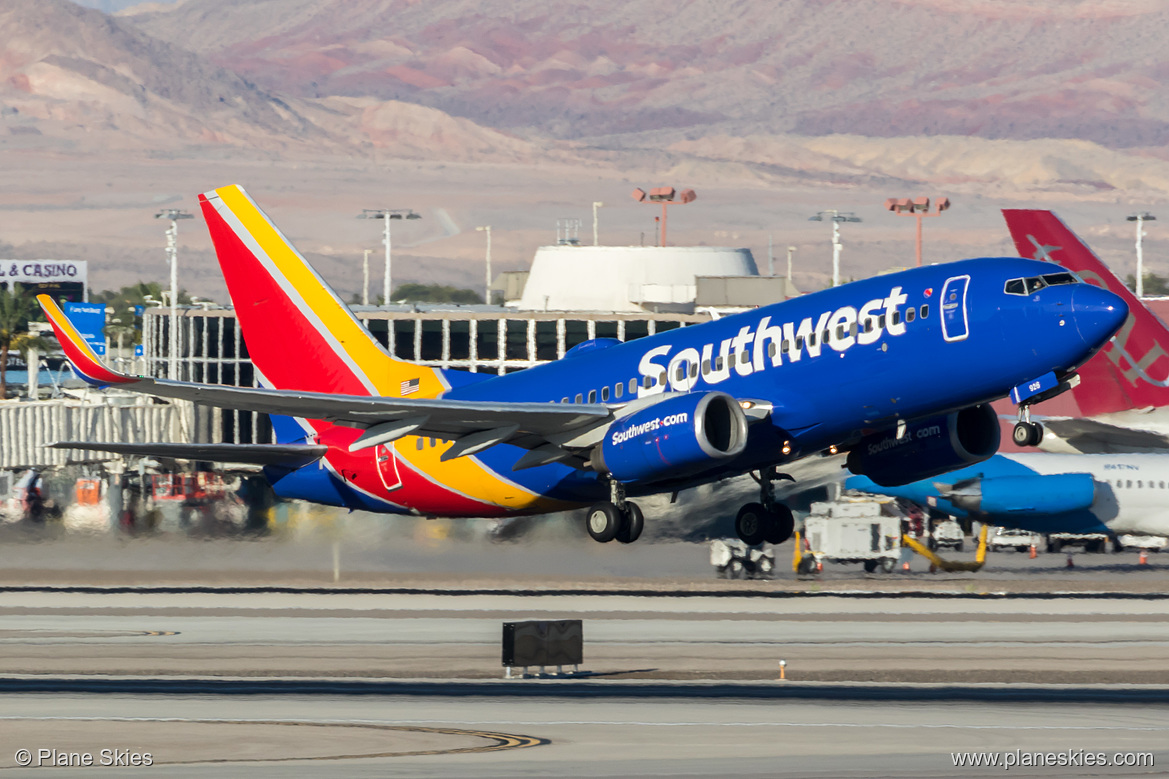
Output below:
[848,452,1169,540]
[1003,209,1169,453]
[37,186,1126,546]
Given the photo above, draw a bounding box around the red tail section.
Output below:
[1003,209,1169,415]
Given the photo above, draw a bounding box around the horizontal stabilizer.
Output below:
[50,442,327,466]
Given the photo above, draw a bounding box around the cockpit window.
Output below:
[1025,276,1048,294]
[1005,272,1080,296]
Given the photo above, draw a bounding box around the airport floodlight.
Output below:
[885,196,950,267]
[358,208,421,306]
[154,208,193,380]
[476,226,492,305]
[809,210,862,287]
[1127,212,1157,298]
[593,201,604,246]
[631,186,697,246]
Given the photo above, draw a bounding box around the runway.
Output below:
[0,587,1167,775]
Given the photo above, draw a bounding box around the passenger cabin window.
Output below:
[588,389,597,403]
[416,437,424,450]
[920,304,929,319]
[702,359,711,374]
[601,386,610,401]
[891,311,901,326]
[575,393,583,403]
[676,363,686,382]
[808,333,817,347]
[836,325,846,340]
[690,363,698,379]
[740,351,750,365]
[906,308,915,323]
[850,322,859,336]
[877,315,886,329]
[629,379,637,394]
[715,356,724,371]
[864,319,874,333]
[561,397,568,404]
[796,336,805,349]
[1127,480,1133,489]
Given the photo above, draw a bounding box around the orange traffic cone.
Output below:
[1029,544,1037,559]
[816,560,823,573]
[1140,549,1149,565]
[902,560,910,571]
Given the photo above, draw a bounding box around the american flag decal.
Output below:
[400,377,421,396]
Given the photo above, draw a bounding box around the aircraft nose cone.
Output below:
[1071,285,1128,348]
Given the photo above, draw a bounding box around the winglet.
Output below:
[37,295,134,387]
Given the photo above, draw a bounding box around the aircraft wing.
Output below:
[39,294,612,456]
[49,442,328,466]
[1038,417,1169,454]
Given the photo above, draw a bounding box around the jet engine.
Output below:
[942,473,1096,516]
[594,391,748,484]
[846,404,1000,487]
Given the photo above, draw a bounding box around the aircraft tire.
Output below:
[735,503,770,546]
[616,502,644,544]
[586,502,622,543]
[796,556,817,575]
[881,557,896,573]
[764,505,795,545]
[1012,421,1042,447]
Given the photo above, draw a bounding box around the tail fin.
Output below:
[197,186,447,399]
[1003,209,1169,414]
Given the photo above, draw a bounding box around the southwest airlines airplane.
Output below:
[37,186,1126,546]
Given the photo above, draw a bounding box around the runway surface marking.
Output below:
[1,716,1161,732]
[0,717,547,766]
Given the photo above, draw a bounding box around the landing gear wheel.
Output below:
[735,503,769,546]
[764,505,795,545]
[1012,421,1043,447]
[797,556,818,575]
[615,502,644,544]
[586,502,622,543]
[881,557,896,573]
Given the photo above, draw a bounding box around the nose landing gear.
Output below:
[1012,405,1044,448]
[586,480,644,544]
[734,467,795,546]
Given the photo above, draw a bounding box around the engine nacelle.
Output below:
[595,391,748,484]
[956,474,1096,516]
[846,404,1000,487]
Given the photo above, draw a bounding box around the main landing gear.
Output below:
[735,467,795,547]
[586,480,644,544]
[1012,405,1044,448]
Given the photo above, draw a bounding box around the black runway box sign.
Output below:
[502,620,583,667]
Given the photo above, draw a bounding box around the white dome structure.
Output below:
[516,245,759,312]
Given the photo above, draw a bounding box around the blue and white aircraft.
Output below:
[848,453,1169,540]
[40,186,1128,547]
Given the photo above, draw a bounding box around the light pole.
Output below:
[786,245,796,287]
[359,208,421,305]
[592,202,604,246]
[362,249,371,306]
[154,208,193,380]
[1127,212,1156,298]
[476,226,492,304]
[632,186,696,247]
[808,211,861,287]
[885,196,951,267]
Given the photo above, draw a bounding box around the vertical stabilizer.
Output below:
[1003,209,1169,414]
[198,185,447,399]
